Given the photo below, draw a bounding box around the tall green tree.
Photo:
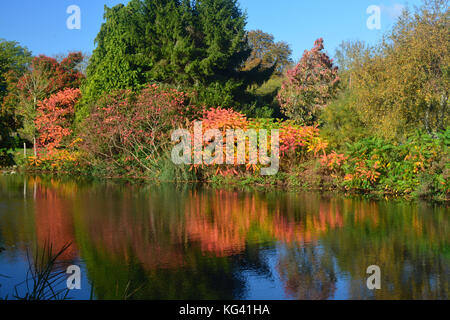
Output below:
[0,39,32,108]
[0,39,31,165]
[80,0,273,121]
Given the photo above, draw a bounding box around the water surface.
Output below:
[0,175,448,300]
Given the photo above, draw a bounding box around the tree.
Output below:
[0,39,31,109]
[0,39,31,165]
[277,38,340,124]
[334,40,370,89]
[351,0,449,139]
[9,53,84,143]
[244,30,292,75]
[80,0,272,121]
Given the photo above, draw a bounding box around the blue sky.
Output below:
[0,0,423,60]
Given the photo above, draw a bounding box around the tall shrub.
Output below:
[278,38,340,125]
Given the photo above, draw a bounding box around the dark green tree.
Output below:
[79,0,273,122]
[0,39,31,166]
[0,39,32,111]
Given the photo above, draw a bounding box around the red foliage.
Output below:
[83,84,195,167]
[278,38,340,123]
[279,123,320,157]
[35,88,81,152]
[320,151,348,172]
[16,52,84,100]
[200,107,248,132]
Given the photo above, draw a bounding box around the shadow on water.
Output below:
[0,174,448,300]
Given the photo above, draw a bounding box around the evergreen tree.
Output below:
[80,0,273,121]
[0,39,31,165]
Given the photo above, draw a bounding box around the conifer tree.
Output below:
[80,0,273,120]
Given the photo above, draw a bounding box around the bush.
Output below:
[35,88,81,152]
[81,84,199,176]
[319,129,450,198]
[319,90,368,151]
[189,108,328,178]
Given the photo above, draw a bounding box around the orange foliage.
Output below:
[35,88,81,153]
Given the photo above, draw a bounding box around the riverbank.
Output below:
[4,125,449,203]
[4,164,448,203]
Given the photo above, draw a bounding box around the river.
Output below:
[0,174,448,300]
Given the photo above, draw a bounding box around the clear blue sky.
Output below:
[0,0,423,61]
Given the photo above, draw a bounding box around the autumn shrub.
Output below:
[25,88,83,171]
[189,108,250,177]
[320,129,449,198]
[189,108,328,178]
[28,147,84,173]
[278,38,340,125]
[82,84,199,176]
[35,88,81,152]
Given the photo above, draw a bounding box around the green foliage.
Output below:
[0,39,31,109]
[0,39,31,166]
[319,90,368,150]
[79,0,272,121]
[242,76,284,118]
[348,1,449,139]
[339,129,449,198]
[0,112,18,167]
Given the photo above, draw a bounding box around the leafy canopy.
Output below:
[349,0,449,139]
[82,0,272,113]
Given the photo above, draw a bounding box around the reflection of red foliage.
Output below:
[186,191,259,257]
[185,191,345,257]
[83,195,184,270]
[34,179,77,261]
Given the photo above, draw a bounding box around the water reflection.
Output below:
[0,175,448,300]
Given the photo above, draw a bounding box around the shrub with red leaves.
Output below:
[83,84,197,171]
[278,38,340,124]
[35,88,81,153]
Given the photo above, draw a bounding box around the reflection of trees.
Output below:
[34,177,77,261]
[277,245,337,300]
[322,199,449,300]
[0,175,36,251]
[71,185,246,299]
[1,174,448,300]
[185,190,270,256]
[75,184,187,270]
[185,191,345,256]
